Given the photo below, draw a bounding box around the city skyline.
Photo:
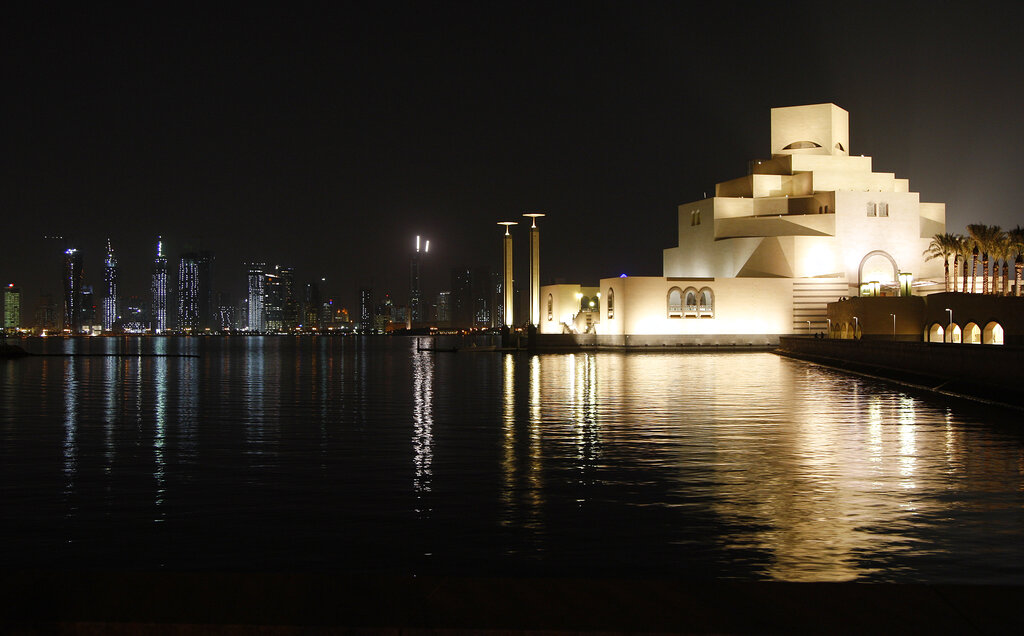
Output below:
[4,4,1024,316]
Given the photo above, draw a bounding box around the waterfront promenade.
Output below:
[778,336,1024,408]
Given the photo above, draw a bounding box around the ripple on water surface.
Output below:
[1,337,1023,583]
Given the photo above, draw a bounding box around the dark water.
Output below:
[2,336,1023,583]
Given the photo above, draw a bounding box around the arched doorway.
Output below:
[983,322,1004,345]
[858,250,899,292]
[964,322,981,344]
[928,323,944,343]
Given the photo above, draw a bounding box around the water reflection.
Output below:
[7,340,1024,582]
[153,345,167,514]
[63,358,78,501]
[411,348,433,513]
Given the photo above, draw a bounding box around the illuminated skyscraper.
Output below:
[196,251,214,331]
[103,239,119,331]
[247,262,266,332]
[177,253,200,331]
[263,270,282,331]
[63,247,83,333]
[151,237,168,333]
[304,280,321,328]
[3,284,21,331]
[450,267,473,329]
[410,235,429,325]
[359,287,373,333]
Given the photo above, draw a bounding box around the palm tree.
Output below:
[966,224,1002,294]
[923,233,958,291]
[1010,226,1024,297]
[954,234,970,293]
[993,233,1011,295]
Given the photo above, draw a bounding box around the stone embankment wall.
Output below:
[778,336,1023,403]
[533,333,779,349]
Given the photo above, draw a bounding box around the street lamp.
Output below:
[853,316,859,340]
[890,313,896,341]
[945,308,953,343]
[826,318,831,338]
[806,320,812,334]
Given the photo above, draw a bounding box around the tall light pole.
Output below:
[853,316,859,340]
[497,222,517,327]
[523,213,545,328]
[945,308,953,343]
[891,313,896,341]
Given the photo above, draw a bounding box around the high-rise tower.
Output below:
[177,252,200,331]
[63,247,83,333]
[247,262,266,332]
[151,237,168,333]
[409,235,429,326]
[103,239,119,332]
[3,284,21,331]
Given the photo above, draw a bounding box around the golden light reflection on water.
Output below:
[13,340,1024,580]
[499,352,990,582]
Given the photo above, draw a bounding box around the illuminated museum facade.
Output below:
[540,103,946,343]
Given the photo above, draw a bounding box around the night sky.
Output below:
[4,2,1023,314]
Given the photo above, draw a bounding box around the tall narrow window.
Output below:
[546,294,553,321]
[607,288,614,319]
[878,202,888,217]
[698,287,714,317]
[668,287,683,318]
[867,202,877,217]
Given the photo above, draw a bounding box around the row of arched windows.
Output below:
[547,286,715,322]
[926,321,1004,345]
[668,286,714,318]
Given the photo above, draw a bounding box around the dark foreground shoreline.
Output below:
[2,571,1022,635]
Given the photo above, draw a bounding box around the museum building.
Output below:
[540,103,946,345]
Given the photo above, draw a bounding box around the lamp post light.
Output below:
[806,320,812,335]
[853,316,859,340]
[498,222,518,328]
[945,308,953,343]
[523,213,545,328]
[891,313,896,341]
[826,318,831,338]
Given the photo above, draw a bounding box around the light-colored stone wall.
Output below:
[597,276,795,336]
[771,103,849,156]
[539,283,581,334]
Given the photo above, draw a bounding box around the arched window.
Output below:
[697,287,714,317]
[947,323,962,344]
[580,296,590,312]
[964,322,981,344]
[667,287,683,318]
[983,321,1004,345]
[783,141,822,149]
[928,323,944,343]
[607,288,614,319]
[546,294,553,321]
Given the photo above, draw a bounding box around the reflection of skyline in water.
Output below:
[411,347,433,512]
[3,338,1024,582]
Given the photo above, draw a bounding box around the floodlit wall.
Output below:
[539,284,581,334]
[771,103,849,156]
[597,276,794,336]
[833,190,941,287]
